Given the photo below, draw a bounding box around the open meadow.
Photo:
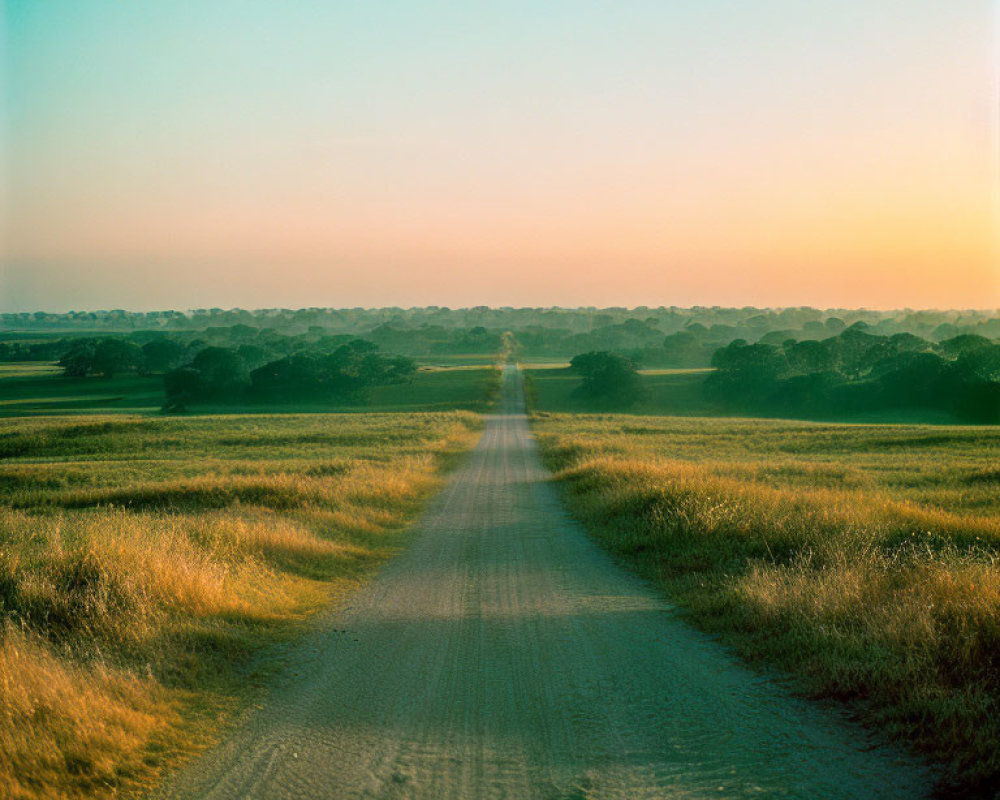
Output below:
[531,412,1000,794]
[0,410,482,799]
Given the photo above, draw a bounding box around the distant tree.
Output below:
[932,322,960,341]
[569,351,642,407]
[710,340,787,377]
[162,367,203,413]
[829,327,886,379]
[58,340,97,377]
[235,344,273,370]
[249,353,324,401]
[141,339,187,374]
[248,341,415,403]
[91,339,141,378]
[784,339,833,374]
[953,344,1000,383]
[887,332,932,355]
[660,330,710,367]
[190,347,250,399]
[874,352,950,408]
[800,320,827,338]
[937,334,993,360]
[758,329,797,346]
[706,341,789,408]
[382,355,417,384]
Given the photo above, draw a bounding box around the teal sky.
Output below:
[2,1,997,311]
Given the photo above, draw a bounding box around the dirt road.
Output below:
[156,366,931,799]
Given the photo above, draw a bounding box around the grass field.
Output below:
[0,411,483,800]
[532,412,1000,795]
[0,363,499,417]
[0,362,64,378]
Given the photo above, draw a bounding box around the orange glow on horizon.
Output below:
[4,2,998,312]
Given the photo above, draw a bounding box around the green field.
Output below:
[0,362,499,417]
[0,411,482,800]
[524,365,714,415]
[532,412,1000,793]
[0,362,64,378]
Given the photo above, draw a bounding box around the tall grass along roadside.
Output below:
[0,411,482,800]
[532,412,1000,797]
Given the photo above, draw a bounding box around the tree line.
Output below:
[566,325,1000,421]
[8,306,1000,367]
[50,335,415,411]
[706,327,1000,422]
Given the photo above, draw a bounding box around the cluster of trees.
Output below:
[569,351,642,408]
[367,323,505,355]
[58,338,145,378]
[45,326,401,376]
[56,337,199,378]
[163,340,415,411]
[706,327,1000,422]
[1,337,90,363]
[43,334,414,410]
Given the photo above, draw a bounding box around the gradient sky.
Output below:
[2,1,998,312]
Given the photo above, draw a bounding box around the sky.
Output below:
[2,1,998,312]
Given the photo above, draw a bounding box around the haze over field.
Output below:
[3,1,998,312]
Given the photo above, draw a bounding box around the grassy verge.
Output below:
[0,411,482,799]
[531,412,1000,797]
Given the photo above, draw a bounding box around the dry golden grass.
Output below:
[0,625,177,800]
[0,411,481,800]
[533,412,1000,796]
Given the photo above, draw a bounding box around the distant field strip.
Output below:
[532,413,1000,795]
[0,412,482,800]
[0,362,500,417]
